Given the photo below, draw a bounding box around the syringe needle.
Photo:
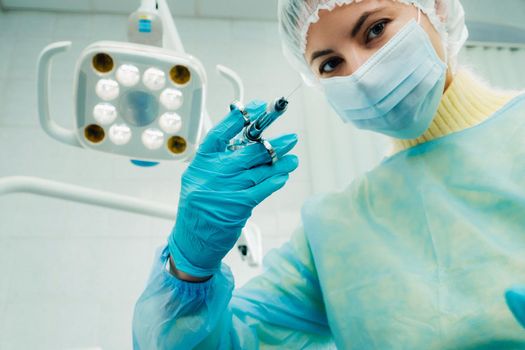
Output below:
[286,83,302,100]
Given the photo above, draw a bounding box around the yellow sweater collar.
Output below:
[391,69,518,152]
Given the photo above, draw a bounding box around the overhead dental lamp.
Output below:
[37,0,244,163]
[74,42,205,161]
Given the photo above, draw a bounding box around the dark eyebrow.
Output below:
[351,11,376,38]
[309,49,335,64]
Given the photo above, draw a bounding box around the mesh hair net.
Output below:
[278,0,469,85]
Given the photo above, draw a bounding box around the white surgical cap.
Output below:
[277,0,469,85]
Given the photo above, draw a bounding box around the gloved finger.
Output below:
[505,287,525,328]
[200,100,267,153]
[239,155,299,188]
[232,133,298,169]
[245,173,290,205]
[244,100,269,122]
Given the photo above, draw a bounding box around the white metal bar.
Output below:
[157,0,185,53]
[140,0,157,12]
[0,176,176,220]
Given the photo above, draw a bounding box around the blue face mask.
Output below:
[320,19,447,139]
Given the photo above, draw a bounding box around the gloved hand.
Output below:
[506,287,525,328]
[168,100,299,278]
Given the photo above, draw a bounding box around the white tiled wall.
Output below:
[0,9,315,350]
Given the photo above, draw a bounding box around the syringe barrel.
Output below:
[245,97,288,141]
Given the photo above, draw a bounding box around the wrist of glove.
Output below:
[168,100,299,278]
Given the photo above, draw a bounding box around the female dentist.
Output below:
[133,0,525,348]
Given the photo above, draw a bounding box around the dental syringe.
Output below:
[227,83,301,163]
[227,97,290,154]
[245,97,289,142]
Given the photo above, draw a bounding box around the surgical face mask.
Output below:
[320,17,447,139]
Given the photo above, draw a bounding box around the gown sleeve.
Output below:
[132,228,334,349]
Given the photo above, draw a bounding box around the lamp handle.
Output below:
[216,64,245,103]
[37,41,82,148]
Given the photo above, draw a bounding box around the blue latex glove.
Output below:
[169,100,299,278]
[506,287,525,328]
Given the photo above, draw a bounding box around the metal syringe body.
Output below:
[244,97,289,142]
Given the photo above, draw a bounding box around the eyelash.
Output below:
[319,57,343,75]
[365,19,390,44]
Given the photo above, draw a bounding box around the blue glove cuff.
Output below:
[506,287,525,328]
[168,235,221,278]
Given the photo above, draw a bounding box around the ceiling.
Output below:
[0,0,279,20]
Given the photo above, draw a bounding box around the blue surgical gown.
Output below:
[133,94,525,349]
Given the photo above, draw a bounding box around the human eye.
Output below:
[319,57,343,75]
[365,19,390,43]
